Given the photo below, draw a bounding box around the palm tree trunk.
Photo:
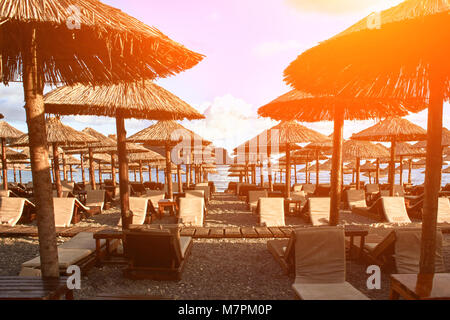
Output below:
[23,26,59,277]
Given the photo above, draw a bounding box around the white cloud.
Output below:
[181,94,277,152]
[285,0,404,14]
[253,40,309,58]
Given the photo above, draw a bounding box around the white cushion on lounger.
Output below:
[438,197,450,223]
[19,267,42,277]
[22,248,92,269]
[59,232,104,252]
[179,236,192,258]
[292,282,370,300]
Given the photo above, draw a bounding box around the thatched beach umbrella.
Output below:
[351,117,426,195]
[0,122,24,190]
[283,0,449,274]
[129,151,165,183]
[45,82,204,230]
[1,0,203,278]
[12,117,97,197]
[342,140,389,190]
[128,120,208,199]
[258,89,413,225]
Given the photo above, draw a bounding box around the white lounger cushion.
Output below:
[259,198,285,227]
[145,191,166,209]
[85,190,105,209]
[308,198,330,226]
[248,190,267,211]
[180,236,192,258]
[292,282,369,300]
[22,248,92,270]
[0,198,34,226]
[438,197,450,223]
[179,198,204,227]
[346,190,367,209]
[380,197,411,223]
[59,232,104,252]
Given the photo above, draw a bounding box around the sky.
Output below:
[1,0,449,151]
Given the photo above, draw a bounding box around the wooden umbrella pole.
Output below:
[116,115,131,230]
[316,151,320,186]
[165,143,173,199]
[408,159,412,184]
[260,162,264,187]
[305,159,309,184]
[177,164,183,192]
[399,156,404,186]
[139,160,144,183]
[156,166,159,184]
[62,154,67,181]
[69,165,73,182]
[148,163,152,183]
[186,163,191,187]
[330,111,344,226]
[389,139,396,196]
[13,165,16,183]
[52,143,63,198]
[1,138,7,190]
[23,26,59,278]
[19,169,22,184]
[355,157,361,190]
[420,71,444,274]
[98,162,103,186]
[110,154,116,187]
[293,160,297,185]
[376,158,380,184]
[286,143,291,198]
[88,147,96,190]
[80,152,86,186]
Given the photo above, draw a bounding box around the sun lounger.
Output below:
[145,190,166,210]
[379,197,411,223]
[130,197,152,225]
[292,185,302,192]
[178,197,205,227]
[123,226,193,281]
[248,190,268,212]
[85,190,106,214]
[345,189,367,210]
[380,185,405,197]
[0,198,35,226]
[185,190,205,199]
[52,190,71,198]
[291,227,369,300]
[356,228,445,273]
[61,181,75,193]
[365,184,380,195]
[302,197,330,226]
[20,232,113,276]
[437,197,450,223]
[53,197,90,227]
[195,185,210,203]
[258,197,285,227]
[301,184,316,195]
[267,233,296,275]
[0,190,10,197]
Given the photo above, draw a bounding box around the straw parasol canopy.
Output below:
[342,140,389,188]
[351,117,427,194]
[45,82,204,120]
[0,121,24,190]
[128,120,208,199]
[283,0,449,273]
[443,167,450,174]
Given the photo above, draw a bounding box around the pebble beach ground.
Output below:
[0,192,449,300]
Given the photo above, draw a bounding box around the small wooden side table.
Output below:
[93,229,124,266]
[390,273,450,300]
[158,200,179,219]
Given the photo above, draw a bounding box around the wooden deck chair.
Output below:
[365,184,380,195]
[379,197,411,223]
[291,227,369,300]
[248,190,267,212]
[293,184,303,192]
[301,184,316,195]
[302,198,330,226]
[0,198,35,226]
[21,232,111,275]
[123,226,193,280]
[61,181,75,193]
[85,190,106,214]
[356,228,445,273]
[258,197,285,227]
[0,190,11,197]
[185,190,205,198]
[178,197,205,227]
[437,197,450,223]
[52,190,71,198]
[127,197,151,225]
[267,232,296,275]
[194,185,210,204]
[53,197,89,227]
[380,185,405,197]
[145,190,166,214]
[345,189,367,210]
